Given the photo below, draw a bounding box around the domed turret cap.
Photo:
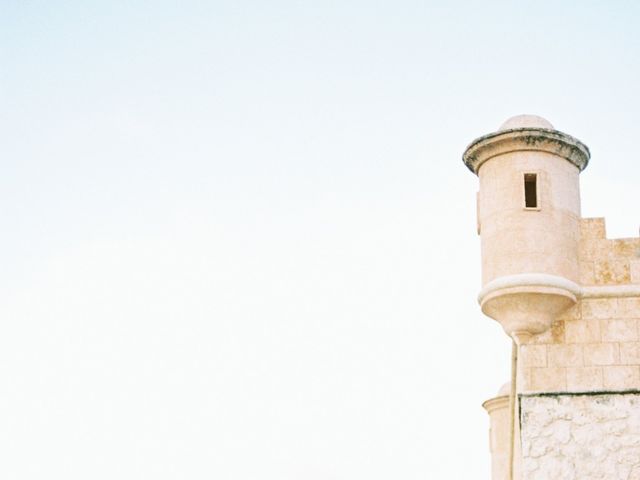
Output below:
[463,114,590,175]
[499,114,554,130]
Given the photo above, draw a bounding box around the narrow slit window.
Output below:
[524,173,537,208]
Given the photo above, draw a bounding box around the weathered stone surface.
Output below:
[469,117,640,479]
[564,319,600,343]
[521,394,640,480]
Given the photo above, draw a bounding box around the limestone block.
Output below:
[564,320,600,343]
[580,218,606,240]
[617,297,640,318]
[579,239,609,261]
[619,342,640,365]
[601,319,639,342]
[579,261,596,285]
[519,368,532,392]
[631,261,640,284]
[603,365,640,390]
[594,259,631,285]
[566,366,603,391]
[581,298,617,320]
[611,238,640,258]
[547,344,583,367]
[583,343,619,366]
[520,345,547,368]
[529,367,566,392]
[578,238,611,262]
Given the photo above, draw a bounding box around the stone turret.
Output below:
[464,115,640,480]
[482,383,516,480]
[463,115,590,337]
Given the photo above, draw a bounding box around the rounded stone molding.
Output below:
[482,394,509,414]
[463,127,590,175]
[478,274,581,336]
[478,273,582,305]
[582,284,640,298]
[483,382,511,413]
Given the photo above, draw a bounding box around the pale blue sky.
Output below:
[1,1,639,479]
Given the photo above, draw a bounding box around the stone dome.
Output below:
[497,382,511,396]
[499,114,554,131]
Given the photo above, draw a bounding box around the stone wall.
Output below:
[512,218,640,479]
[520,393,640,480]
[580,218,640,286]
[517,218,640,394]
[467,118,640,480]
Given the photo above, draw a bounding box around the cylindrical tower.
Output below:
[482,383,519,480]
[463,115,590,336]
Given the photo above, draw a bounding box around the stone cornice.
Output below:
[482,395,509,413]
[582,284,640,298]
[478,273,640,305]
[478,273,582,306]
[463,128,590,175]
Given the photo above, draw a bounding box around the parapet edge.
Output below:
[463,128,590,175]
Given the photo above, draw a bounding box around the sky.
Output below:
[1,1,639,478]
